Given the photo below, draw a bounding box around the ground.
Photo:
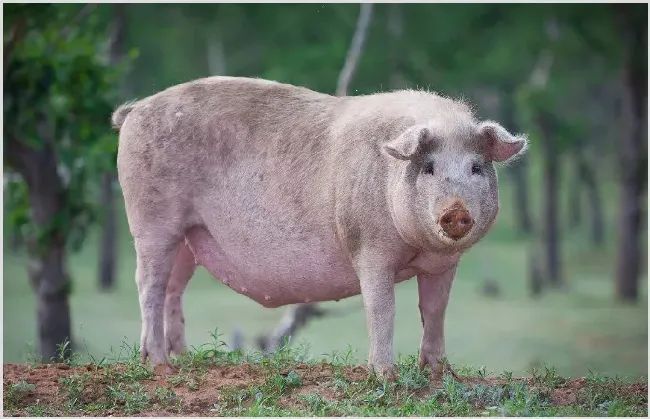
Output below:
[3,341,648,417]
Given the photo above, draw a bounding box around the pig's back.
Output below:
[118,76,342,213]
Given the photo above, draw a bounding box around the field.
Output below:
[3,162,648,416]
[3,340,648,416]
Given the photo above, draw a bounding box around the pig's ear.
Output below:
[382,125,431,161]
[478,121,528,163]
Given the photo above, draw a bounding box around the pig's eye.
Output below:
[422,161,435,175]
[471,162,483,175]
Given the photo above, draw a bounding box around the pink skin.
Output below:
[164,241,195,358]
[155,236,460,381]
[114,77,527,380]
[418,265,458,383]
[156,224,462,380]
[163,225,460,339]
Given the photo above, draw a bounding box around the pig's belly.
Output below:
[184,226,364,308]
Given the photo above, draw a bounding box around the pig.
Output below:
[112,76,527,382]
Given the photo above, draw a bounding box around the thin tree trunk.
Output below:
[99,173,118,290]
[615,175,643,301]
[615,6,647,301]
[579,154,605,246]
[528,242,543,297]
[335,3,373,96]
[526,19,563,290]
[538,113,564,288]
[502,85,533,235]
[567,154,583,229]
[507,155,533,235]
[568,145,604,244]
[206,25,227,76]
[98,4,126,291]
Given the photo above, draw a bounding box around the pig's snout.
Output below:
[438,201,473,240]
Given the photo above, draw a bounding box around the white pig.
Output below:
[113,76,527,381]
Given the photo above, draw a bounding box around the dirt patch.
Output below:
[3,362,263,417]
[3,362,648,416]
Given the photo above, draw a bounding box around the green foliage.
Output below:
[3,380,36,409]
[105,382,152,415]
[58,373,88,410]
[4,4,131,253]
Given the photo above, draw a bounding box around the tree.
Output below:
[336,3,373,96]
[543,3,646,300]
[4,4,124,360]
[98,4,128,291]
[614,4,648,302]
[517,19,566,290]
[501,86,534,236]
[567,144,604,246]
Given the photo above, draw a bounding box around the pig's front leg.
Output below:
[357,262,397,381]
[417,264,461,385]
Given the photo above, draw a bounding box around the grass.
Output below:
[3,159,648,380]
[2,335,647,417]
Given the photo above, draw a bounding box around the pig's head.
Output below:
[383,118,527,254]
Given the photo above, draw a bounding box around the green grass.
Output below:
[3,160,648,379]
[3,337,647,417]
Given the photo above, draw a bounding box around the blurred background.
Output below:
[3,3,648,379]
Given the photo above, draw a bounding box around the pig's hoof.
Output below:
[166,342,188,358]
[430,362,463,388]
[153,363,176,376]
[373,364,398,382]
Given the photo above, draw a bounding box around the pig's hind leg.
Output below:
[164,239,196,357]
[133,233,180,374]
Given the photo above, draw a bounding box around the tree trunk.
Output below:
[538,112,564,288]
[206,25,227,76]
[567,157,583,229]
[6,125,74,362]
[98,173,118,290]
[28,238,73,361]
[507,160,534,235]
[567,145,604,244]
[28,150,73,362]
[615,6,647,302]
[528,242,543,297]
[579,154,605,247]
[501,86,533,235]
[98,4,126,291]
[615,175,643,301]
[335,3,373,96]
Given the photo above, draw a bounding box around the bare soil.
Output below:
[3,362,648,417]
